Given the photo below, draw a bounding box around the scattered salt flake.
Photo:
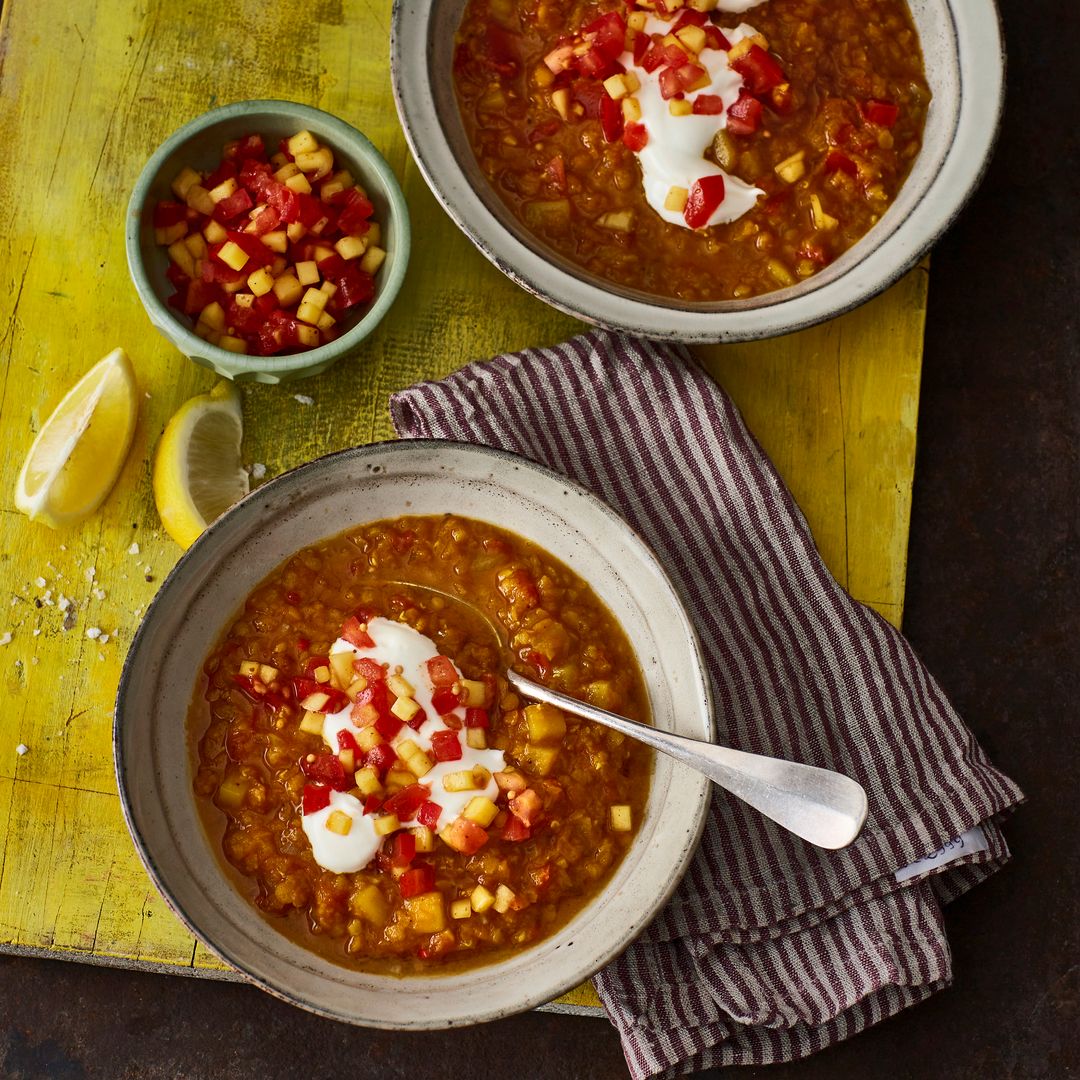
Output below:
[128,542,140,556]
[98,652,105,661]
[143,565,152,575]
[32,628,40,637]
[33,576,47,589]
[59,545,67,552]
[58,594,71,612]
[85,567,96,581]
[86,627,102,640]
[0,633,11,646]
[293,394,314,406]
[15,744,28,756]
[30,657,38,665]
[250,462,267,480]
[92,588,106,601]
[42,590,54,606]
[99,634,109,644]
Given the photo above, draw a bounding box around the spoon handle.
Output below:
[508,671,868,850]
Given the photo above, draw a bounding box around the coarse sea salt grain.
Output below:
[294,394,314,406]
[58,595,71,612]
[86,627,102,640]
[15,744,28,756]
[85,567,96,582]
[33,576,47,589]
[128,542,140,556]
[0,632,11,646]
[92,588,106,601]
[251,463,267,480]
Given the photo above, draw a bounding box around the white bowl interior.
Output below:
[116,441,712,1027]
[392,0,1000,341]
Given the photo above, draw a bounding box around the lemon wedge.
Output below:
[153,381,249,549]
[15,347,139,527]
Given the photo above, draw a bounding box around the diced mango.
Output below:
[450,898,472,920]
[326,809,353,835]
[247,267,274,297]
[465,728,487,750]
[295,259,320,286]
[353,766,383,797]
[373,813,400,836]
[334,234,367,261]
[520,743,560,776]
[208,177,238,204]
[405,892,446,934]
[216,774,248,810]
[387,674,415,699]
[328,651,354,689]
[413,825,435,853]
[524,703,566,744]
[299,711,325,735]
[272,274,303,307]
[459,679,486,707]
[354,884,388,926]
[171,166,202,201]
[218,241,249,272]
[406,751,433,778]
[287,129,319,156]
[462,796,499,828]
[493,884,516,914]
[610,804,633,832]
[470,884,495,913]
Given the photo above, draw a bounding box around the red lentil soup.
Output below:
[452,0,931,300]
[191,514,651,973]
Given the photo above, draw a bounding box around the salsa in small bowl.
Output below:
[127,100,410,383]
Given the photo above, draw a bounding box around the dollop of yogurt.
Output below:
[623,19,766,230]
[301,617,506,873]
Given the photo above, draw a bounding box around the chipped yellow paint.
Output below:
[0,0,923,1014]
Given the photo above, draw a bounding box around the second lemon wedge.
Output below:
[15,347,139,528]
[153,381,249,549]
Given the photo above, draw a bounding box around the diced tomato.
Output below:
[502,815,531,842]
[327,265,374,313]
[464,707,489,729]
[525,650,552,679]
[230,673,259,701]
[640,42,666,73]
[212,187,254,223]
[398,863,435,899]
[659,67,682,101]
[692,94,724,115]
[405,705,428,731]
[543,154,567,193]
[383,783,429,821]
[248,204,280,236]
[333,188,375,235]
[203,158,237,191]
[731,44,785,95]
[441,816,489,855]
[509,788,542,828]
[683,175,726,229]
[862,98,899,127]
[726,90,763,135]
[182,278,223,317]
[583,11,627,62]
[363,794,382,815]
[672,8,707,31]
[675,63,707,91]
[153,201,188,228]
[426,656,458,687]
[365,742,397,777]
[238,158,274,198]
[482,21,521,76]
[431,730,462,762]
[417,800,442,830]
[389,831,416,868]
[300,752,350,791]
[303,655,330,678]
[374,711,403,741]
[265,182,300,224]
[599,93,624,143]
[704,26,730,51]
[353,657,385,682]
[431,686,462,716]
[340,615,375,648]
[576,45,619,80]
[632,32,649,66]
[572,79,606,120]
[232,133,266,161]
[336,728,359,753]
[825,150,858,176]
[301,783,332,815]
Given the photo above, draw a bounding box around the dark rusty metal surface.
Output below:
[1,0,1077,1076]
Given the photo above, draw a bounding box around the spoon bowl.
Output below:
[382,579,868,850]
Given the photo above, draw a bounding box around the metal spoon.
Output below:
[383,581,868,850]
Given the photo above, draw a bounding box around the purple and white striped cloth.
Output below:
[389,330,1023,1078]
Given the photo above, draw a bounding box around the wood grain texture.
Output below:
[0,0,924,1010]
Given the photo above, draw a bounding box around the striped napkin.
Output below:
[389,330,1023,1078]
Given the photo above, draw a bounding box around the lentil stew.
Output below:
[191,514,651,973]
[452,0,931,300]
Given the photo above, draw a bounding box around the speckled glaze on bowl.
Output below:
[391,0,1004,342]
[126,100,410,383]
[114,440,713,1028]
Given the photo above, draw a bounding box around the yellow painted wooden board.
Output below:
[0,0,924,1015]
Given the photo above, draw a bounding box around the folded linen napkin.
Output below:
[389,330,1024,1078]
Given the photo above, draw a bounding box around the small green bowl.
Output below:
[126,100,410,383]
